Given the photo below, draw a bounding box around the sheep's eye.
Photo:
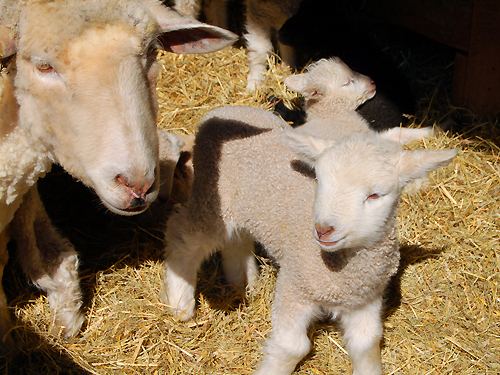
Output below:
[143,43,159,70]
[147,45,158,59]
[36,63,55,73]
[367,193,381,200]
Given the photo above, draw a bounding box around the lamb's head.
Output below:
[0,0,236,215]
[281,130,457,251]
[284,57,376,111]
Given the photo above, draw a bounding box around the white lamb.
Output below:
[284,57,433,143]
[0,0,236,353]
[161,105,456,374]
[283,57,374,136]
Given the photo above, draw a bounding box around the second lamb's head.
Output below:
[284,57,376,111]
[281,128,457,252]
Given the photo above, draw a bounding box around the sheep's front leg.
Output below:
[254,275,319,375]
[11,185,84,339]
[161,208,222,321]
[244,10,273,91]
[221,231,259,291]
[339,298,384,375]
[0,228,15,354]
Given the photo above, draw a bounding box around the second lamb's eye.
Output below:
[366,193,381,200]
[342,78,355,87]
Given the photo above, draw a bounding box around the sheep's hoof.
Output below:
[50,309,85,340]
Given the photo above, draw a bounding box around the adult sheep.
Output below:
[161,106,456,374]
[0,0,236,353]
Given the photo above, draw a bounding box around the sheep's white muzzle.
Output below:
[95,173,159,216]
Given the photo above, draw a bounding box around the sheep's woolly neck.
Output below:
[0,122,52,233]
[190,106,400,313]
[0,72,52,233]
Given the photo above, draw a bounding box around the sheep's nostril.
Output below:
[315,225,335,239]
[115,174,155,202]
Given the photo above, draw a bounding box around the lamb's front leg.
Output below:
[254,275,320,375]
[339,298,384,375]
[11,185,84,338]
[161,207,223,321]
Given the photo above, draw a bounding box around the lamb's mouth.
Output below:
[317,236,346,249]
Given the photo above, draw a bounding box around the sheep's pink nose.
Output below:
[316,225,335,239]
[116,174,155,209]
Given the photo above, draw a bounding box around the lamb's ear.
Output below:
[148,5,238,54]
[284,74,326,99]
[381,127,435,144]
[284,74,307,92]
[396,149,457,185]
[158,129,185,162]
[281,130,334,165]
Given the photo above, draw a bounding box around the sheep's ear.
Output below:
[396,149,457,185]
[281,130,334,165]
[148,5,238,54]
[0,25,17,62]
[381,127,435,144]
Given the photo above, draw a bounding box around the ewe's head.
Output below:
[0,0,236,215]
[282,130,456,251]
[284,57,376,111]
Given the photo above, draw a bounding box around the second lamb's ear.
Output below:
[284,75,326,99]
[281,130,334,165]
[149,5,238,54]
[396,149,457,185]
[284,74,307,92]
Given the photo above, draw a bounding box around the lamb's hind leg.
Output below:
[254,275,319,375]
[161,207,223,321]
[339,298,383,375]
[221,230,259,291]
[11,185,84,338]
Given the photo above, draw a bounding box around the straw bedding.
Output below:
[1,43,499,374]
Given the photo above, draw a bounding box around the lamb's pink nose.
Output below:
[116,174,155,209]
[316,225,335,240]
